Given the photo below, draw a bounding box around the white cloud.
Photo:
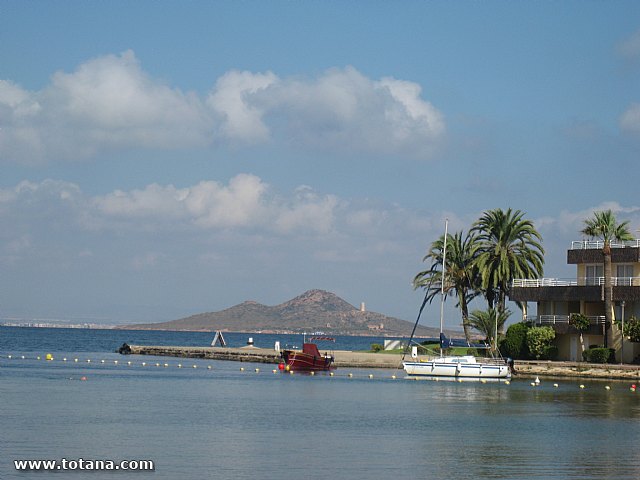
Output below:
[620,103,640,134]
[207,70,277,144]
[0,53,445,163]
[93,174,341,234]
[274,186,340,234]
[0,51,213,164]
[254,66,445,156]
[132,252,164,270]
[617,29,640,60]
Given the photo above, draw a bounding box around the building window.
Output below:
[586,265,603,286]
[616,264,633,286]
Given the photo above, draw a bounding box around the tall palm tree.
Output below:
[581,210,633,348]
[413,230,481,342]
[467,307,511,353]
[471,208,544,312]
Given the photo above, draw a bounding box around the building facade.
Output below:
[509,239,640,362]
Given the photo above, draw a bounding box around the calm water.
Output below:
[1,326,639,480]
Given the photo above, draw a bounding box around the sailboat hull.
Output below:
[403,359,511,379]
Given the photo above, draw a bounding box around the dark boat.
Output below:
[280,337,335,371]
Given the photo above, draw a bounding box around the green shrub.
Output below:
[623,316,640,342]
[569,313,590,332]
[500,322,531,359]
[370,343,383,353]
[540,345,558,361]
[526,326,556,360]
[582,347,615,364]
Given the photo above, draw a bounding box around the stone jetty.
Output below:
[124,344,404,368]
[122,344,640,379]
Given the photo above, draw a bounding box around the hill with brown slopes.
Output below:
[123,289,444,337]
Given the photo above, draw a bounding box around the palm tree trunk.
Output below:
[603,243,612,348]
[459,292,471,343]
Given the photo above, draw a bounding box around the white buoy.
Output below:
[553,383,559,388]
[21,355,25,359]
[580,384,585,389]
[164,363,168,367]
[74,358,78,362]
[141,362,146,366]
[255,368,260,373]
[605,386,611,390]
[63,358,67,362]
[114,360,118,365]
[207,365,212,370]
[7,355,11,359]
[87,359,91,363]
[178,364,182,368]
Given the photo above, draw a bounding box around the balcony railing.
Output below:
[512,277,640,288]
[571,239,640,250]
[524,315,606,326]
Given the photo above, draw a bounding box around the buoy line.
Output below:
[3,353,637,388]
[1,353,411,381]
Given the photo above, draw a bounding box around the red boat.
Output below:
[280,338,335,371]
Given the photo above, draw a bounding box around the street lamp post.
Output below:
[621,300,626,365]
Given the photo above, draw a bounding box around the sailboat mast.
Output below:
[440,219,448,356]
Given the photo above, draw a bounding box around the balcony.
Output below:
[512,277,640,288]
[509,277,640,302]
[525,314,606,325]
[568,240,640,263]
[524,314,606,335]
[570,239,640,250]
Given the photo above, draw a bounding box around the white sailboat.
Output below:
[403,220,512,380]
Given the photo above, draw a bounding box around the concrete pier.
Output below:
[123,345,640,378]
[125,345,405,369]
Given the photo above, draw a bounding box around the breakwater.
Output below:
[125,344,404,368]
[515,359,640,380]
[124,344,640,379]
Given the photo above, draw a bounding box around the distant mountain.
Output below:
[122,289,444,337]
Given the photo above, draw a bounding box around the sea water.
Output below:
[1,326,639,480]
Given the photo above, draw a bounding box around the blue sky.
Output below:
[1,1,639,328]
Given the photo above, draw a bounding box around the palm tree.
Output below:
[467,307,511,353]
[471,208,544,312]
[581,210,633,348]
[413,230,481,342]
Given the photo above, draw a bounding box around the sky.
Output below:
[1,1,639,329]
